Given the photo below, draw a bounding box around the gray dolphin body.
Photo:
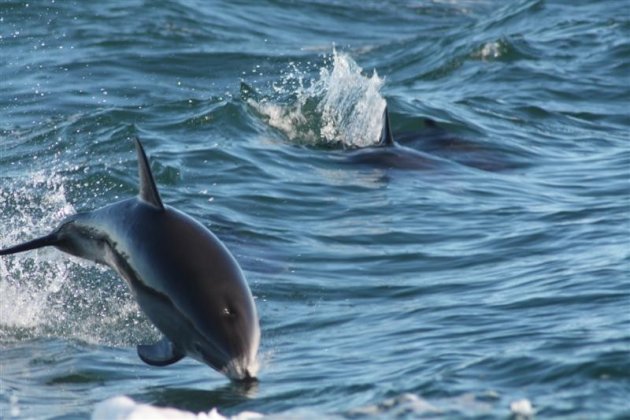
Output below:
[0,139,260,381]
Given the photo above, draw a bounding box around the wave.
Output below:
[91,393,536,419]
[92,396,263,420]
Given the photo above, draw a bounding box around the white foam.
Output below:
[248,99,313,143]
[92,396,263,420]
[349,392,509,417]
[0,172,77,333]
[91,392,534,420]
[510,398,535,417]
[248,48,386,148]
[315,50,386,147]
[350,393,442,416]
[474,41,505,60]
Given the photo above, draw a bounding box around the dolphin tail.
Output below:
[379,105,395,146]
[0,233,59,256]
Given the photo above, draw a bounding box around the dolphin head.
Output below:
[214,295,261,382]
[139,207,262,382]
[184,262,261,382]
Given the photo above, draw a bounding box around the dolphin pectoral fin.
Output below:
[137,336,184,367]
[0,233,58,256]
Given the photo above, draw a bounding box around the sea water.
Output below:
[1,1,629,418]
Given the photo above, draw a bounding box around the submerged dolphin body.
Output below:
[0,139,260,381]
[347,107,516,172]
[344,107,451,170]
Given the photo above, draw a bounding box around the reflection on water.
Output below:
[140,381,260,413]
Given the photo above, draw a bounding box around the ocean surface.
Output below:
[1,0,629,418]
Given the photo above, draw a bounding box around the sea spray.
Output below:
[0,172,157,346]
[246,49,387,148]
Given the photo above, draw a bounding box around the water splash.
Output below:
[0,172,75,335]
[0,171,156,346]
[246,48,387,148]
[93,396,263,420]
[473,40,508,60]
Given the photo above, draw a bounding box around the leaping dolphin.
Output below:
[0,138,260,382]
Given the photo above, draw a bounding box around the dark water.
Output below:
[1,0,629,418]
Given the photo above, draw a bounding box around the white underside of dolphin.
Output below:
[0,138,261,382]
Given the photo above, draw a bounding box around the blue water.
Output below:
[1,0,629,418]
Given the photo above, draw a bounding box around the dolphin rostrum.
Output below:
[0,138,260,381]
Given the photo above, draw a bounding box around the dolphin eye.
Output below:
[223,306,237,318]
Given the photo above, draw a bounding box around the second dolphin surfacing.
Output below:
[0,138,260,382]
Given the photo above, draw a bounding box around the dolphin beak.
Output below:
[228,367,258,383]
[223,350,260,382]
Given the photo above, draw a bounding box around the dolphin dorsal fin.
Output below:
[379,105,395,146]
[134,137,164,210]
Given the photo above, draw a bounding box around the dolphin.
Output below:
[346,106,518,172]
[344,107,450,170]
[0,138,260,382]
